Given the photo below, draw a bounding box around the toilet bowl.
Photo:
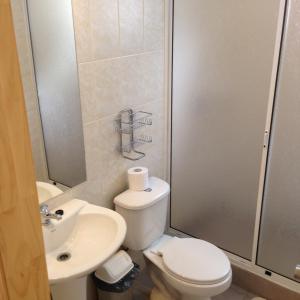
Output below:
[143,235,232,300]
[114,177,232,299]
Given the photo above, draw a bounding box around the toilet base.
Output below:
[145,251,231,300]
[148,263,213,300]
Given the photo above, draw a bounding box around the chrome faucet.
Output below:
[40,204,62,226]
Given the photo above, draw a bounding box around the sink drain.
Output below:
[57,252,71,262]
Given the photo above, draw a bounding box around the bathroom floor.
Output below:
[133,285,257,300]
[132,269,258,300]
[133,284,257,300]
[213,285,257,300]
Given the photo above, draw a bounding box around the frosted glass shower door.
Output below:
[257,0,300,281]
[171,0,283,259]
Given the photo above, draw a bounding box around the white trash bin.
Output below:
[93,250,139,300]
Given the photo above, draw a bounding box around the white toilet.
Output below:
[114,177,232,300]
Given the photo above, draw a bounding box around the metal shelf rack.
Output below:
[115,109,152,161]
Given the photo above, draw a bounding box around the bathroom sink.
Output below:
[36,181,63,203]
[42,199,126,284]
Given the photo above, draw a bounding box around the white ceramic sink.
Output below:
[42,199,126,284]
[36,181,63,203]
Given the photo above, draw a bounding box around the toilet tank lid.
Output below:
[114,177,170,210]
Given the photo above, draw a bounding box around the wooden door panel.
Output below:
[0,1,50,299]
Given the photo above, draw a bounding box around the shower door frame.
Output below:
[164,0,299,293]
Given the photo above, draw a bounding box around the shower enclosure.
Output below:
[170,0,300,289]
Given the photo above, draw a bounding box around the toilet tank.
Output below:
[114,177,170,251]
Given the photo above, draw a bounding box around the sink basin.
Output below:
[36,181,63,203]
[42,199,126,284]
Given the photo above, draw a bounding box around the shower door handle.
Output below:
[295,265,300,280]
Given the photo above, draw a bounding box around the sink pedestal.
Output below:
[42,199,126,299]
[51,275,97,300]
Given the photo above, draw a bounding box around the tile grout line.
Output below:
[83,98,165,127]
[79,49,164,66]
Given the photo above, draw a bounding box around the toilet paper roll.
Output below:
[128,167,149,191]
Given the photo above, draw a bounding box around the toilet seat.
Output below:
[158,237,231,285]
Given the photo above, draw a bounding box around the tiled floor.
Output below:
[133,269,259,300]
[213,284,257,300]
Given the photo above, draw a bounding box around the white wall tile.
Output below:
[11,0,48,181]
[144,0,164,51]
[27,110,49,181]
[72,0,92,63]
[90,0,120,60]
[11,0,39,113]
[13,0,167,209]
[79,98,166,207]
[81,52,164,123]
[78,62,93,124]
[119,0,143,55]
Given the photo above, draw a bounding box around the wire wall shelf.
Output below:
[115,109,152,160]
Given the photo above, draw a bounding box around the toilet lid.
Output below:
[159,238,231,285]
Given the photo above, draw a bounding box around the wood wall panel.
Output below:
[0,1,50,299]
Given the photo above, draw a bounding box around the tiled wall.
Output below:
[11,0,49,182]
[12,0,167,208]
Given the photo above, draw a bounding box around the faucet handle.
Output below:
[40,204,49,215]
[39,204,62,224]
